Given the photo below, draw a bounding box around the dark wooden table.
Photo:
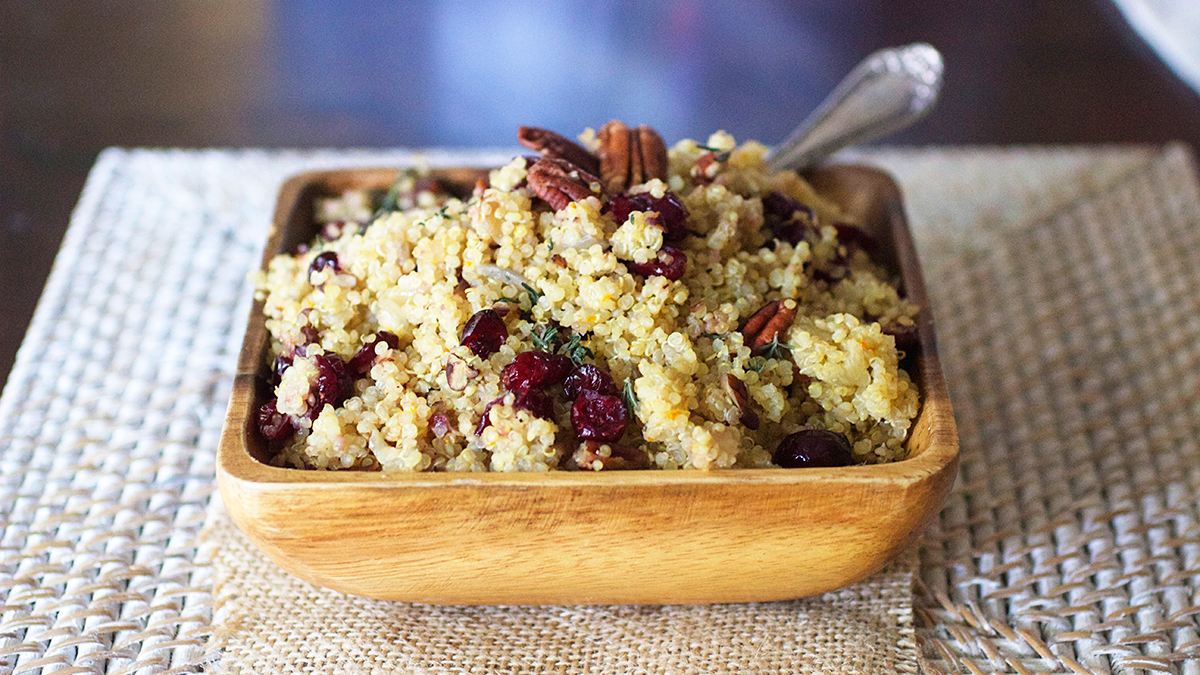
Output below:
[2,0,1198,391]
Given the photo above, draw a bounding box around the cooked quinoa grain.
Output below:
[254,123,920,472]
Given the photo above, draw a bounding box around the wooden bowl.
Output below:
[217,164,958,605]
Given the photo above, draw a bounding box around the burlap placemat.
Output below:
[2,143,1198,674]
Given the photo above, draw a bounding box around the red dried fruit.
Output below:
[461,309,508,358]
[513,388,554,420]
[257,398,294,443]
[347,331,400,375]
[501,351,573,394]
[883,322,919,352]
[429,412,452,438]
[762,190,816,245]
[309,251,341,276]
[563,364,619,400]
[604,191,692,242]
[773,429,853,468]
[833,222,879,258]
[625,246,686,281]
[272,354,293,384]
[309,354,353,419]
[571,389,628,441]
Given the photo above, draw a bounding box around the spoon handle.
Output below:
[765,44,943,173]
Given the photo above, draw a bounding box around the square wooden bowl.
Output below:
[217,164,958,605]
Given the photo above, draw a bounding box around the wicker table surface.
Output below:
[1,144,1197,674]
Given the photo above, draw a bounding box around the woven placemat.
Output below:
[2,143,1198,674]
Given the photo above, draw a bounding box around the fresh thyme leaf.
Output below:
[532,324,560,352]
[747,357,768,373]
[700,332,727,340]
[621,377,639,418]
[521,282,544,306]
[374,169,416,218]
[561,332,593,366]
[713,150,732,162]
[755,336,793,361]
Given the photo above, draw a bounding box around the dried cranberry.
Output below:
[773,429,854,468]
[272,354,293,384]
[572,390,628,441]
[429,412,452,438]
[299,324,321,346]
[605,191,692,242]
[883,323,919,352]
[625,246,686,281]
[501,351,573,393]
[309,354,353,419]
[257,398,294,443]
[513,388,554,420]
[348,331,400,375]
[762,190,816,245]
[461,309,508,358]
[833,222,879,258]
[476,398,503,435]
[563,364,619,399]
[309,251,340,276]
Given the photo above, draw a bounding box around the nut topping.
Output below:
[597,120,669,193]
[445,353,478,391]
[526,157,602,211]
[741,299,798,350]
[569,440,652,471]
[429,412,452,438]
[636,125,668,184]
[518,126,600,177]
[724,374,760,430]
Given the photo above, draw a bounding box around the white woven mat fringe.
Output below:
[0,143,1196,674]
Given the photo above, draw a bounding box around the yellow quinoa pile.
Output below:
[254,126,920,472]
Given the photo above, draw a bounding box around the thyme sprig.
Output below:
[561,332,593,366]
[621,377,639,419]
[531,324,560,352]
[497,282,544,321]
[753,335,793,361]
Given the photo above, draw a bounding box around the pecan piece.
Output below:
[445,353,478,391]
[636,125,668,184]
[724,374,760,430]
[741,299,798,350]
[597,120,631,193]
[518,126,600,177]
[597,120,669,192]
[568,440,652,471]
[527,158,602,211]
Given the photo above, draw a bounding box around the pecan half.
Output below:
[445,353,478,391]
[527,158,602,211]
[741,299,798,350]
[518,126,600,177]
[597,120,669,193]
[724,374,760,430]
[568,440,652,471]
[636,125,668,184]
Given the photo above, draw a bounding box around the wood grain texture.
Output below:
[216,165,958,605]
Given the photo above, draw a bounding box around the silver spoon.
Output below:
[764,43,943,173]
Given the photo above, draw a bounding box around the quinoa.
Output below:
[253,124,920,472]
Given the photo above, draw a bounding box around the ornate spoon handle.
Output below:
[765,44,943,172]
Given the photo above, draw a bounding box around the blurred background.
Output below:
[2,0,1200,390]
